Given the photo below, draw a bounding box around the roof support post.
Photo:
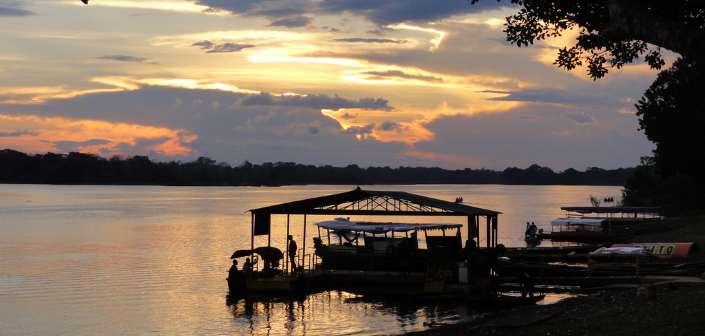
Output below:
[250,212,255,257]
[286,214,290,273]
[493,216,498,248]
[486,216,491,248]
[303,214,307,270]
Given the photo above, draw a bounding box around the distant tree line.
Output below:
[0,149,634,186]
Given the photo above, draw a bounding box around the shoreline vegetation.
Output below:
[0,149,633,187]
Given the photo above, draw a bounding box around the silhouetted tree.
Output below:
[635,58,705,182]
[473,0,704,79]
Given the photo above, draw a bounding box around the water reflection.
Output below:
[225,290,475,335]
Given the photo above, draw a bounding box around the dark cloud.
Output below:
[98,55,155,63]
[207,43,256,53]
[484,88,626,107]
[317,0,512,25]
[47,139,112,152]
[192,41,255,53]
[356,70,444,84]
[563,111,596,124]
[268,16,312,27]
[194,0,512,25]
[0,2,34,17]
[332,38,410,44]
[308,126,320,134]
[241,93,392,110]
[0,129,37,137]
[329,27,340,32]
[341,113,357,120]
[379,121,405,132]
[192,40,215,49]
[5,85,415,167]
[414,104,653,170]
[478,90,512,94]
[341,123,375,135]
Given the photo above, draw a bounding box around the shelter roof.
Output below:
[314,219,463,234]
[249,187,501,217]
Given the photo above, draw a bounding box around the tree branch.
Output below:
[604,0,705,59]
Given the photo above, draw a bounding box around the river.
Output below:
[0,184,621,335]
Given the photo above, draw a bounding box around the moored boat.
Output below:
[537,218,633,242]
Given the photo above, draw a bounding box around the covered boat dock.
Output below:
[232,187,502,295]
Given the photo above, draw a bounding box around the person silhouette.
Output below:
[288,235,298,273]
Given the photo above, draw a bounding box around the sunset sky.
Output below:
[0,0,671,170]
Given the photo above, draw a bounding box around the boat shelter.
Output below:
[249,187,501,255]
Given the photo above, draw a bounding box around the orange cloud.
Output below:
[0,114,196,157]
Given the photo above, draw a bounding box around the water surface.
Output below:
[0,184,621,335]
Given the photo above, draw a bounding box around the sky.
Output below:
[0,0,669,170]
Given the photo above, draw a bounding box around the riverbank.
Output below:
[406,215,705,336]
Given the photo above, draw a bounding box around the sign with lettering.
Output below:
[612,243,695,258]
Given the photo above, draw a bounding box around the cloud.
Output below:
[98,55,155,63]
[48,139,112,153]
[484,88,627,107]
[341,123,375,135]
[409,103,653,170]
[1,86,418,167]
[194,0,511,25]
[341,113,357,120]
[347,70,444,84]
[241,93,393,110]
[563,111,597,124]
[332,38,410,44]
[0,129,37,137]
[0,2,34,17]
[191,40,255,53]
[379,121,405,132]
[268,16,312,28]
[192,40,215,49]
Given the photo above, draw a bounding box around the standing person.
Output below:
[288,235,298,273]
[525,222,531,237]
[516,270,534,298]
[530,222,538,238]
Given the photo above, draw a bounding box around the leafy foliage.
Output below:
[472,0,704,79]
[635,58,705,180]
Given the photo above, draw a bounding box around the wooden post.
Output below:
[286,214,290,273]
[303,214,307,271]
[486,216,491,248]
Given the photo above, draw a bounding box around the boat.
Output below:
[466,294,545,308]
[313,218,464,274]
[536,218,633,242]
[227,246,305,294]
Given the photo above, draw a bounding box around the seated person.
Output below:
[228,259,241,279]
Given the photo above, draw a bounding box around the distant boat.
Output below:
[455,197,463,203]
[536,218,633,242]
